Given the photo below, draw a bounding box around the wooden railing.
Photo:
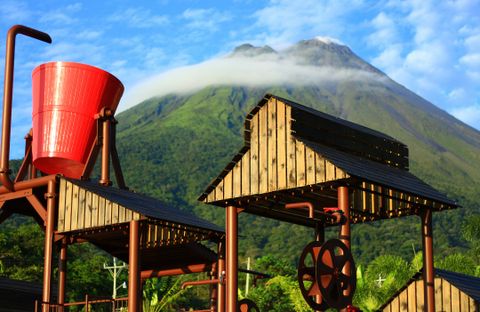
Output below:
[35,296,128,312]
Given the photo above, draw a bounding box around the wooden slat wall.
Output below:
[382,277,477,312]
[57,179,141,233]
[142,223,208,248]
[351,182,423,221]
[208,98,349,202]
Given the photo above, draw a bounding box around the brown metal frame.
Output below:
[58,237,68,311]
[128,219,141,312]
[217,241,225,312]
[420,208,435,312]
[226,206,238,312]
[42,179,57,312]
[81,108,127,189]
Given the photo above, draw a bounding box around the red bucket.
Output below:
[32,62,124,178]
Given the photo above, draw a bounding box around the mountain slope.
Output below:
[115,39,480,264]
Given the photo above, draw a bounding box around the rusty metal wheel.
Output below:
[316,239,356,310]
[237,298,259,312]
[297,241,329,311]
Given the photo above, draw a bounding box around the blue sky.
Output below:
[0,0,479,158]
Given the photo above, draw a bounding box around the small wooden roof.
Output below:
[58,177,223,235]
[199,94,457,226]
[378,268,480,311]
[56,177,223,270]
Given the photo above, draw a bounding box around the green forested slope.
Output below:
[115,79,480,265]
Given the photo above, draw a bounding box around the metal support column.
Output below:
[58,237,68,311]
[421,208,435,312]
[128,220,140,312]
[226,206,238,312]
[338,186,350,248]
[338,186,352,307]
[100,115,112,186]
[42,179,56,312]
[217,241,225,312]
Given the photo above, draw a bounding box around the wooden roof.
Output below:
[58,177,223,235]
[199,94,457,226]
[56,177,224,271]
[378,269,480,311]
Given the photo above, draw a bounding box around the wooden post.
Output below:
[42,179,56,312]
[226,206,238,312]
[58,237,68,311]
[128,220,141,312]
[421,208,435,312]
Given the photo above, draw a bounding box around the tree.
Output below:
[354,255,413,311]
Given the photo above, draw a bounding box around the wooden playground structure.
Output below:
[199,94,458,311]
[0,25,458,311]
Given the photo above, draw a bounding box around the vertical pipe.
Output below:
[217,241,225,312]
[338,186,350,248]
[58,237,68,312]
[128,220,140,312]
[100,117,111,186]
[42,179,56,312]
[421,208,435,312]
[338,186,352,306]
[210,268,217,312]
[315,222,325,311]
[226,206,238,312]
[1,25,51,191]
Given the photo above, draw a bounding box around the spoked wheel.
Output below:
[316,239,356,310]
[297,241,329,311]
[237,298,259,312]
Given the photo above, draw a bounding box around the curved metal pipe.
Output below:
[285,202,343,223]
[1,25,51,191]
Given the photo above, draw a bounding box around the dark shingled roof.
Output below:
[299,138,456,206]
[435,268,480,302]
[378,268,480,311]
[66,178,224,234]
[0,277,43,295]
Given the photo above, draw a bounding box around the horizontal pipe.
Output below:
[182,279,220,290]
[0,175,55,195]
[141,263,213,280]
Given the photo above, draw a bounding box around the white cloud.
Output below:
[39,4,81,26]
[0,1,32,22]
[75,30,103,40]
[108,7,169,28]
[460,53,480,67]
[367,12,398,48]
[41,42,104,64]
[450,105,480,128]
[448,88,466,101]
[182,8,231,31]
[250,0,363,48]
[120,54,379,111]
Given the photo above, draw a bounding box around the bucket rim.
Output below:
[32,61,124,89]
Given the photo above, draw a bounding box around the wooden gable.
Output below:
[199,94,457,225]
[57,178,222,248]
[381,277,478,312]
[204,97,349,203]
[57,178,141,233]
